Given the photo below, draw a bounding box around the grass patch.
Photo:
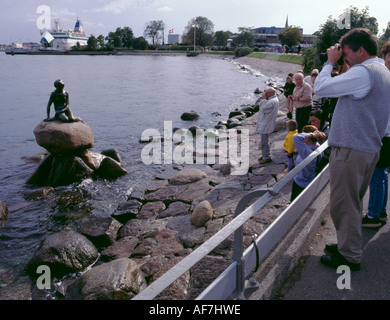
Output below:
[203,51,235,55]
[248,52,304,65]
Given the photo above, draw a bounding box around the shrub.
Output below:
[234,46,253,57]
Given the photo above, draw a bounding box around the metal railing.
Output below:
[132,141,330,300]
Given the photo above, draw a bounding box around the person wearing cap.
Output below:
[45,79,81,122]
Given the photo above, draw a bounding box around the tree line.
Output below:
[75,16,261,52]
[77,6,390,73]
[304,6,390,73]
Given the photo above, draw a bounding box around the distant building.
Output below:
[251,16,317,48]
[22,42,41,50]
[168,34,183,45]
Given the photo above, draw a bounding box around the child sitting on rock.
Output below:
[45,80,82,123]
[290,125,325,202]
[283,120,298,172]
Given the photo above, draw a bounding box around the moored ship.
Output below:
[40,18,89,51]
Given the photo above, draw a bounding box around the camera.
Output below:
[319,52,345,66]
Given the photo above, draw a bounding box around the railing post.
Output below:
[231,188,271,299]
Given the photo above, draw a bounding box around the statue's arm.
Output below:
[46,94,53,118]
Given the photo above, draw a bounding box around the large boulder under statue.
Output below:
[33,120,94,154]
[28,120,127,187]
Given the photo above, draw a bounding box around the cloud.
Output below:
[94,0,136,14]
[94,0,155,14]
[158,6,173,12]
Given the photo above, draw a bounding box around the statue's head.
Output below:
[54,79,65,90]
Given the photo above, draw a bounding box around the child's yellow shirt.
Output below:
[283,130,298,153]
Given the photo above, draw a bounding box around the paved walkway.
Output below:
[277,179,390,300]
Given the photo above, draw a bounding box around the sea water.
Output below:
[0,53,277,274]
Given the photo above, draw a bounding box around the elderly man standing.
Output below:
[314,28,390,271]
[289,73,313,132]
[256,87,279,164]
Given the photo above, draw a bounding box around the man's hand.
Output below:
[313,130,326,139]
[327,44,343,65]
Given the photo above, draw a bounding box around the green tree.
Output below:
[380,22,390,41]
[144,20,165,47]
[133,36,149,50]
[87,35,98,50]
[184,16,215,47]
[278,26,303,47]
[214,30,232,47]
[303,6,379,73]
[106,27,134,48]
[234,27,256,47]
[97,35,105,48]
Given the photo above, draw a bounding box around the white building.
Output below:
[168,34,183,45]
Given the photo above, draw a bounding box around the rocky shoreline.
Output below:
[0,56,304,300]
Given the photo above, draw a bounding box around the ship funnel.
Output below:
[74,19,84,33]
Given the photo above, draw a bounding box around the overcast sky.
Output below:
[1,0,389,44]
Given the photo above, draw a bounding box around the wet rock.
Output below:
[78,149,96,169]
[65,258,147,300]
[157,201,190,219]
[149,228,184,256]
[101,148,122,163]
[188,125,203,136]
[229,110,246,119]
[101,236,140,261]
[146,180,168,193]
[24,187,54,200]
[191,200,214,227]
[139,255,169,280]
[22,152,48,164]
[96,157,127,180]
[25,230,98,279]
[0,201,9,226]
[132,238,158,257]
[27,154,94,187]
[138,201,166,219]
[119,219,168,239]
[176,179,213,203]
[181,111,199,121]
[144,184,188,202]
[166,215,205,248]
[78,216,122,249]
[111,199,142,224]
[33,120,94,154]
[226,119,242,129]
[0,276,32,300]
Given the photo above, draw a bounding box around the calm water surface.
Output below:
[0,53,281,275]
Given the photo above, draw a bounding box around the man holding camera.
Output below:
[314,28,390,271]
